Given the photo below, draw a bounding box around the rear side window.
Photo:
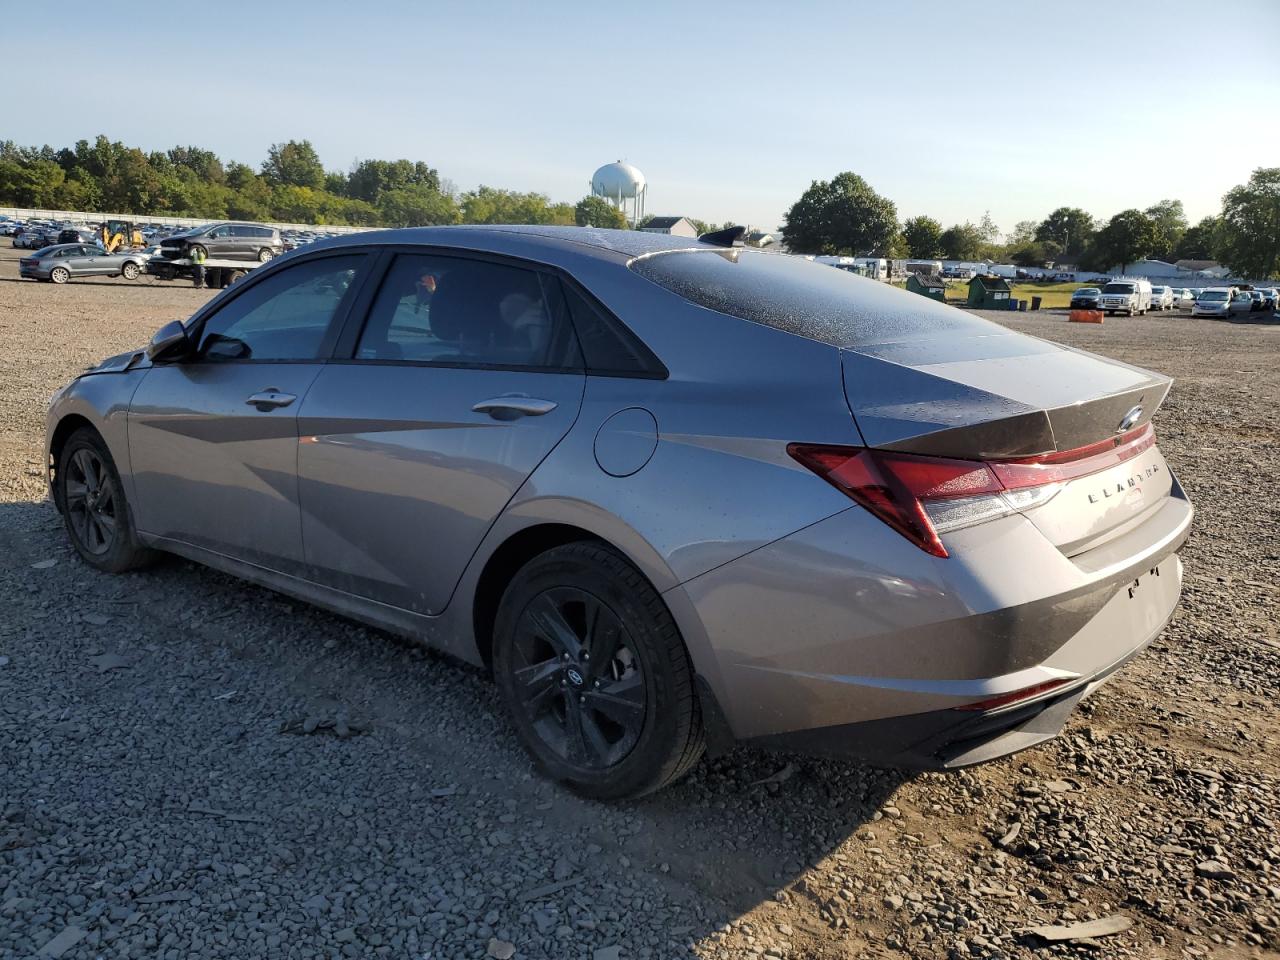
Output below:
[354,253,581,370]
[630,249,996,348]
[555,280,667,378]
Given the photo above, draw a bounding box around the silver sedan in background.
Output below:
[19,243,149,283]
[44,226,1193,798]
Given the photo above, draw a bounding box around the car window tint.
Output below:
[198,255,363,362]
[355,254,581,369]
[557,280,666,377]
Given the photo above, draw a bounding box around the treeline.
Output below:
[0,136,668,231]
[781,170,1280,279]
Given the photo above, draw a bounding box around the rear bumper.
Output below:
[671,473,1192,768]
[745,554,1179,769]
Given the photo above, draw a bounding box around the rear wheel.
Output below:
[493,542,704,799]
[50,266,69,284]
[56,428,155,573]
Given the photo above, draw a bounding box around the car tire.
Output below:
[257,248,274,263]
[189,244,208,261]
[55,427,156,574]
[121,262,140,281]
[493,542,705,800]
[50,266,70,284]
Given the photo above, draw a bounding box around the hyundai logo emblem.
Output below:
[1117,404,1143,433]
[566,668,584,686]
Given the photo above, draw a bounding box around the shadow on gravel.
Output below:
[0,276,188,289]
[1,496,909,956]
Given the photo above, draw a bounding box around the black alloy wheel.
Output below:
[511,585,646,770]
[493,543,704,799]
[63,446,119,557]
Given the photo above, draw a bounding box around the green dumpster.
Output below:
[966,275,1013,309]
[906,272,947,302]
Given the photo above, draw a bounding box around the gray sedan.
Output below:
[44,226,1193,798]
[19,243,148,283]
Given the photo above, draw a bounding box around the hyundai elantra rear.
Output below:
[46,227,1192,798]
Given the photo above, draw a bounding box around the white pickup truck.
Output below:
[1099,278,1153,316]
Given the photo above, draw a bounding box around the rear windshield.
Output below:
[1102,283,1136,293]
[1199,291,1228,301]
[628,249,996,347]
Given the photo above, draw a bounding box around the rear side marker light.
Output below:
[788,424,1155,558]
[953,677,1072,711]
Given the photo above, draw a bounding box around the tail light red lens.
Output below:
[788,424,1155,558]
[953,677,1072,712]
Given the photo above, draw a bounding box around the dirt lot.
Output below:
[1,245,1278,960]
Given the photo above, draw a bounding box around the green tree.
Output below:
[168,146,225,184]
[938,222,985,260]
[1173,216,1220,262]
[1215,168,1280,279]
[1144,199,1187,261]
[902,215,943,258]
[1034,207,1095,259]
[348,159,441,203]
[262,140,325,189]
[574,195,628,228]
[377,184,460,226]
[1093,209,1157,273]
[780,172,898,255]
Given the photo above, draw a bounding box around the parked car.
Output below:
[1229,289,1256,315]
[1247,290,1265,312]
[1191,288,1233,318]
[19,243,149,283]
[1149,286,1175,311]
[1069,287,1102,309]
[1260,288,1279,309]
[1175,288,1194,308]
[159,221,283,263]
[44,226,1193,799]
[1099,278,1153,316]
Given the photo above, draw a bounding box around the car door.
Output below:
[127,252,370,572]
[202,225,232,258]
[295,250,586,614]
[60,246,95,275]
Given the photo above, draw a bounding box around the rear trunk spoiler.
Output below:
[840,334,1172,460]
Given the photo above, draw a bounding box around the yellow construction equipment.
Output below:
[99,220,144,253]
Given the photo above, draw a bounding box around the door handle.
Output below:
[471,397,558,420]
[245,388,297,411]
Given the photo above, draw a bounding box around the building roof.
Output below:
[643,216,691,230]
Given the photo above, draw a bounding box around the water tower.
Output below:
[590,160,647,226]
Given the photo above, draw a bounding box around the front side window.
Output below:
[197,254,364,361]
[207,226,230,239]
[354,254,580,369]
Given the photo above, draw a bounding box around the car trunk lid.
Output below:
[840,333,1174,553]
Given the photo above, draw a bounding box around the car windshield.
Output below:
[629,249,1000,348]
[1074,288,1100,295]
[1102,283,1136,293]
[1199,291,1228,301]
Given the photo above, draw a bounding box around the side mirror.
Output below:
[146,320,194,362]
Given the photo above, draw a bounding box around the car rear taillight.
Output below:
[953,677,1073,711]
[787,424,1155,558]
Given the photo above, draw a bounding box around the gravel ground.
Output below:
[1,248,1278,960]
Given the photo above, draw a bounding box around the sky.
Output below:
[9,0,1280,235]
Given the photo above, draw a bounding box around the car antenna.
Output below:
[698,225,747,248]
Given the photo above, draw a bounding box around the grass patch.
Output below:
[942,280,1083,309]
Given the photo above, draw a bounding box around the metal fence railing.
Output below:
[0,207,372,234]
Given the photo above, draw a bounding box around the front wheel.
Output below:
[493,542,704,800]
[121,262,140,280]
[189,244,208,261]
[50,266,69,284]
[257,247,274,263]
[56,428,156,573]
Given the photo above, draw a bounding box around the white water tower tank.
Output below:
[590,161,647,225]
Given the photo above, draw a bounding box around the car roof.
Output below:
[302,225,708,264]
